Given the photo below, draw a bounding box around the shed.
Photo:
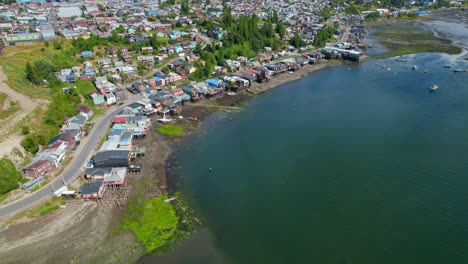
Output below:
[22,176,45,191]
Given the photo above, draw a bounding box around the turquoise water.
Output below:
[141,53,468,263]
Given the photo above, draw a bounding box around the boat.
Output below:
[382,65,387,68]
[412,66,418,70]
[443,65,451,68]
[227,92,236,96]
[396,58,408,62]
[453,69,463,72]
[157,112,172,124]
[429,84,439,91]
[223,109,231,113]
[424,70,430,73]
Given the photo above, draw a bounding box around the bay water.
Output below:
[140,16,468,264]
[140,53,468,264]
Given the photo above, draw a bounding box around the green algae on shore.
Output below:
[370,23,461,59]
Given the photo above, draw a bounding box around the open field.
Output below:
[370,23,462,59]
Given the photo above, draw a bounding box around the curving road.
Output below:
[0,105,132,220]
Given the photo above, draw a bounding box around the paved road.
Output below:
[0,105,131,220]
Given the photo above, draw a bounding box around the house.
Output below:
[61,115,86,132]
[94,150,129,168]
[170,58,185,69]
[171,88,190,101]
[207,27,224,39]
[89,92,105,105]
[104,92,116,105]
[122,54,133,63]
[141,46,153,53]
[85,167,127,185]
[153,76,165,86]
[182,85,201,100]
[173,45,183,53]
[81,51,93,58]
[76,105,94,120]
[168,72,182,82]
[119,48,129,55]
[95,76,115,93]
[22,176,45,191]
[206,79,223,88]
[22,159,53,179]
[36,141,68,167]
[97,58,112,68]
[80,179,106,199]
[137,56,154,64]
[49,132,76,151]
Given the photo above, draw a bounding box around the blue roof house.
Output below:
[81,51,93,58]
[206,79,222,87]
[66,73,76,83]
[174,45,183,53]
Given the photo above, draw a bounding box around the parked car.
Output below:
[84,159,94,169]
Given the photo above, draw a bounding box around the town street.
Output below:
[0,101,140,220]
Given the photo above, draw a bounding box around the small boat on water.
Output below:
[443,65,451,68]
[453,69,463,72]
[412,66,418,70]
[396,58,408,62]
[429,84,439,92]
[382,65,387,68]
[223,109,231,113]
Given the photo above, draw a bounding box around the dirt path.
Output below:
[0,66,43,156]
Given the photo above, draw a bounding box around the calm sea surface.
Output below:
[140,18,468,264]
[140,53,468,264]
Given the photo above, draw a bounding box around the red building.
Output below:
[22,159,54,179]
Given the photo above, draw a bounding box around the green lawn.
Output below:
[156,124,184,136]
[27,199,62,218]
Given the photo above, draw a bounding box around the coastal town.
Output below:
[0,0,466,262]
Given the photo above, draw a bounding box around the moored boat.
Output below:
[412,66,418,70]
[429,84,439,91]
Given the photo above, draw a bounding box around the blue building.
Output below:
[81,51,93,58]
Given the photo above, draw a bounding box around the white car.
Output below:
[84,160,94,169]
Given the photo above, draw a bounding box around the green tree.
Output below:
[272,9,279,24]
[181,1,190,14]
[21,136,39,154]
[276,21,286,40]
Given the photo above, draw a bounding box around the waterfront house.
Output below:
[182,85,201,100]
[85,167,127,186]
[94,150,129,168]
[80,179,106,199]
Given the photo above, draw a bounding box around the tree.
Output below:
[21,136,39,154]
[272,9,279,24]
[175,21,182,28]
[276,21,286,40]
[25,61,35,83]
[181,1,190,14]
